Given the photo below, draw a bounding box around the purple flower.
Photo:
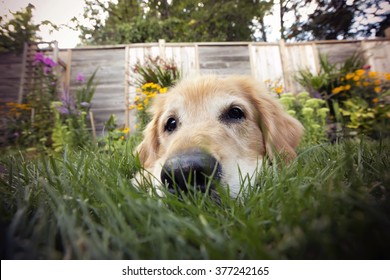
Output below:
[34,52,44,63]
[44,57,57,67]
[77,73,85,83]
[57,88,77,115]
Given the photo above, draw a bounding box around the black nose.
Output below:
[160,149,221,194]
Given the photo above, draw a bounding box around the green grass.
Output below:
[0,138,389,259]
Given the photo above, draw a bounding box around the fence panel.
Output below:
[0,53,23,104]
[69,47,126,134]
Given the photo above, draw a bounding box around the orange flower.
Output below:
[372,98,379,103]
[374,87,381,93]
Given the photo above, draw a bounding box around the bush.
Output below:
[296,53,390,139]
[279,92,329,145]
[332,69,390,137]
[295,53,365,102]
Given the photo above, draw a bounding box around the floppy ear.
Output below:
[135,96,165,169]
[235,76,304,162]
[136,117,159,169]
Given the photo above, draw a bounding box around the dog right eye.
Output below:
[164,117,177,132]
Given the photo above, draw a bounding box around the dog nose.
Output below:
[160,149,220,194]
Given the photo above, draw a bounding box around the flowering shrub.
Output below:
[8,52,58,148]
[279,92,329,145]
[129,82,168,130]
[331,68,390,137]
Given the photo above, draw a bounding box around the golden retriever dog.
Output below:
[135,75,303,198]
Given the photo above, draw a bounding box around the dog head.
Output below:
[136,75,303,197]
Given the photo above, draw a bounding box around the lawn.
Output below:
[0,137,389,259]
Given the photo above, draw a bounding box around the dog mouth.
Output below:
[160,149,222,199]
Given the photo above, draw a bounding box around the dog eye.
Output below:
[164,117,177,132]
[227,107,245,120]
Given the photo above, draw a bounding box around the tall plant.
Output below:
[23,52,59,148]
[52,70,98,152]
[296,53,365,101]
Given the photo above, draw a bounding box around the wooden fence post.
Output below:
[279,39,292,92]
[159,39,166,60]
[124,45,130,129]
[18,42,28,103]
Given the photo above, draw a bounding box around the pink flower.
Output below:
[362,65,371,70]
[77,73,85,83]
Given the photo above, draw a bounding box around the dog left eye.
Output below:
[227,107,245,120]
[164,117,177,132]
[220,106,245,124]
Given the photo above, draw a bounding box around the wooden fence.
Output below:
[1,39,389,134]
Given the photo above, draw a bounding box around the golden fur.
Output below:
[135,75,303,197]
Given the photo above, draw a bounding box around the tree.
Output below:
[0,4,40,53]
[0,4,56,53]
[286,0,390,41]
[76,0,274,45]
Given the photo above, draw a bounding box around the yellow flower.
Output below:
[120,136,125,141]
[355,69,365,76]
[332,86,343,94]
[372,98,379,103]
[385,73,390,81]
[353,75,360,82]
[137,104,144,111]
[344,84,351,90]
[275,86,284,94]
[143,98,149,106]
[129,105,135,110]
[368,71,378,78]
[374,87,381,93]
[363,81,369,87]
[374,79,381,86]
[160,87,168,94]
[345,73,355,80]
[123,127,130,133]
